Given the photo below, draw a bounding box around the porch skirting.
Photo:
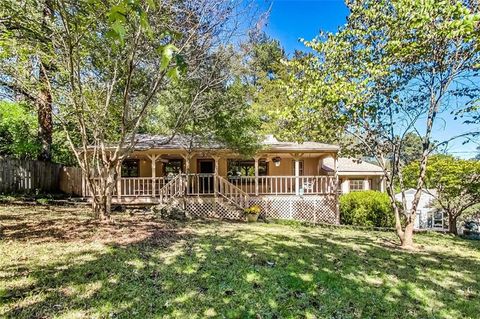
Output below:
[181,195,338,224]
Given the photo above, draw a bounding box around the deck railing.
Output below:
[228,175,336,195]
[185,174,215,195]
[216,176,250,209]
[86,174,337,198]
[158,174,184,203]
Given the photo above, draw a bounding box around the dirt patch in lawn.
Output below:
[0,205,190,246]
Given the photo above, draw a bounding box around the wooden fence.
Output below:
[0,157,84,196]
[59,166,84,196]
[0,157,63,193]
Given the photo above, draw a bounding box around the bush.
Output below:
[340,191,394,228]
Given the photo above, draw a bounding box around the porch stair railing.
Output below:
[215,175,250,210]
[158,174,185,203]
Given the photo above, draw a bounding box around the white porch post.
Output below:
[341,178,349,194]
[334,153,340,224]
[116,163,122,201]
[213,155,220,197]
[380,176,385,192]
[363,178,370,191]
[294,158,300,196]
[254,156,260,196]
[181,152,193,196]
[147,154,159,197]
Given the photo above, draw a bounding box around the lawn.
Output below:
[1,205,479,319]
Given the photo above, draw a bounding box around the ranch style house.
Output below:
[83,134,386,223]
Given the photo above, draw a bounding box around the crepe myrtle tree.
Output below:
[283,0,480,247]
[31,0,260,219]
[403,155,480,234]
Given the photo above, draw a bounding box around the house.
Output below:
[395,189,445,230]
[321,157,385,193]
[83,134,385,224]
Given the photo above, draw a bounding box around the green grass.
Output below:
[1,205,479,319]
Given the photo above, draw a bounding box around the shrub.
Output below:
[340,191,394,227]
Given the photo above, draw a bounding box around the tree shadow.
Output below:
[1,210,480,318]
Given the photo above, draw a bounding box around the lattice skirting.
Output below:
[183,198,244,220]
[182,195,338,224]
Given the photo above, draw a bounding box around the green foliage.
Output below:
[280,0,480,243]
[340,191,395,227]
[403,155,480,221]
[0,101,76,164]
[0,101,40,159]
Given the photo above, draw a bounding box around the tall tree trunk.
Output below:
[37,0,53,162]
[37,80,52,161]
[401,219,415,248]
[448,213,458,235]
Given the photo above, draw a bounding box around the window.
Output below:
[163,159,183,176]
[227,159,268,177]
[428,211,444,229]
[291,160,304,176]
[349,179,364,192]
[121,159,139,177]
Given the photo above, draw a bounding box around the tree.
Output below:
[24,0,257,219]
[0,101,40,158]
[282,0,480,247]
[403,155,480,234]
[0,0,55,161]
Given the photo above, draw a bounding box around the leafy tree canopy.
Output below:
[403,155,480,233]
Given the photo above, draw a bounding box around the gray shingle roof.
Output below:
[261,135,339,152]
[131,134,340,152]
[133,134,223,150]
[323,157,384,173]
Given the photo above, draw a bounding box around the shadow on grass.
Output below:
[1,215,480,318]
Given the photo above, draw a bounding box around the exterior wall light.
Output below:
[273,157,281,167]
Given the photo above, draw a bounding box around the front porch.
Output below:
[81,134,343,223]
[111,174,338,200]
[101,149,339,203]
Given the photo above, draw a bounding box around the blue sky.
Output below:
[255,0,479,159]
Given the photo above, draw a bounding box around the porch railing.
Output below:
[86,174,337,198]
[216,176,250,209]
[228,175,337,195]
[120,177,168,197]
[185,173,216,195]
[158,174,184,203]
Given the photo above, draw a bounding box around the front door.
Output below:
[198,159,214,193]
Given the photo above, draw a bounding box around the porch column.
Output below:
[116,162,122,201]
[213,155,220,196]
[380,176,385,192]
[254,156,260,196]
[341,178,349,194]
[181,153,194,196]
[334,153,340,224]
[363,177,370,191]
[147,154,159,197]
[294,158,301,196]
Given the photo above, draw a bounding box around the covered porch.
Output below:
[111,149,339,200]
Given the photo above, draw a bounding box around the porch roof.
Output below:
[322,157,384,175]
[132,134,339,153]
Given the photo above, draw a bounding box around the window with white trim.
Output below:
[349,179,364,192]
